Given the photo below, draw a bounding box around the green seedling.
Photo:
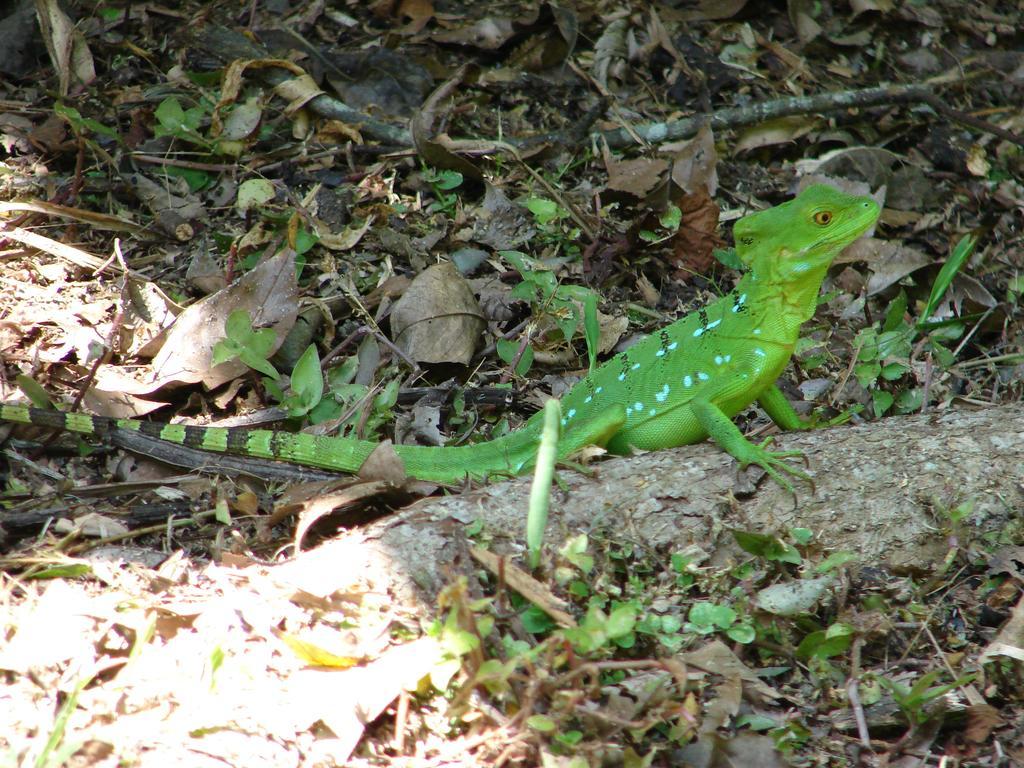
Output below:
[855,234,978,417]
[212,309,280,379]
[422,167,464,215]
[500,250,602,375]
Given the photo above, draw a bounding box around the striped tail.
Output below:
[0,402,625,485]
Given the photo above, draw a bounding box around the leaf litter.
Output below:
[0,0,1023,765]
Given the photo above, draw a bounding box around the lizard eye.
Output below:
[814,211,833,225]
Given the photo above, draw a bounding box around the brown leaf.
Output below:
[149,249,299,390]
[965,702,1003,743]
[390,262,486,365]
[605,156,670,199]
[357,440,408,485]
[669,190,722,279]
[663,124,719,196]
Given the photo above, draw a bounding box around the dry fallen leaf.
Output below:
[148,249,299,390]
[390,262,486,365]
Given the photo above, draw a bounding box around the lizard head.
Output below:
[733,184,880,285]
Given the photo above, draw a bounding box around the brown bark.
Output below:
[305,403,1024,608]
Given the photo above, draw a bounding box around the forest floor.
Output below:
[1,0,1023,766]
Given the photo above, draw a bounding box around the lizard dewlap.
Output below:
[1,185,879,490]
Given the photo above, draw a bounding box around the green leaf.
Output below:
[239,348,279,379]
[688,602,719,629]
[871,389,894,417]
[224,309,253,341]
[660,615,682,633]
[880,362,908,380]
[154,96,204,140]
[294,227,319,255]
[16,375,56,409]
[659,205,682,230]
[433,170,463,190]
[25,563,93,579]
[556,304,579,345]
[54,102,119,139]
[496,338,533,376]
[527,714,556,732]
[288,344,323,415]
[894,388,923,414]
[816,551,858,573]
[520,605,555,634]
[606,604,637,638]
[732,529,802,564]
[726,622,756,644]
[713,247,742,270]
[795,625,853,660]
[929,341,955,368]
[527,197,561,225]
[855,328,880,361]
[555,730,584,746]
[162,165,211,192]
[247,328,278,360]
[854,361,881,389]
[509,281,538,303]
[500,250,529,274]
[374,378,400,410]
[583,292,600,373]
[876,327,913,358]
[883,290,908,332]
[236,178,277,215]
[212,338,241,366]
[791,527,813,545]
[919,235,977,326]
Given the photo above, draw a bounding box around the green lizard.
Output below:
[0,184,879,489]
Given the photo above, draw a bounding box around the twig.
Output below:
[917,90,1024,147]
[597,84,929,147]
[586,83,1023,149]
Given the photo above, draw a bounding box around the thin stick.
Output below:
[583,84,1023,149]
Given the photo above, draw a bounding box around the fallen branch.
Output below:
[593,83,1024,149]
[316,402,1024,608]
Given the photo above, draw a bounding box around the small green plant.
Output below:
[670,552,698,590]
[878,669,974,726]
[54,102,118,141]
[278,343,323,418]
[795,621,854,660]
[499,250,602,375]
[421,167,464,214]
[684,601,755,644]
[635,612,685,651]
[212,309,280,379]
[526,400,560,569]
[854,234,978,417]
[153,95,212,149]
[425,582,487,691]
[307,351,400,438]
[770,718,812,754]
[638,204,682,244]
[214,312,333,418]
[731,528,802,565]
[563,601,638,653]
[555,533,594,592]
[526,197,567,227]
[525,197,582,260]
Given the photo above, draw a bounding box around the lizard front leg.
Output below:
[689,396,811,494]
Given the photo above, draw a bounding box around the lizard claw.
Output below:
[739,437,813,496]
